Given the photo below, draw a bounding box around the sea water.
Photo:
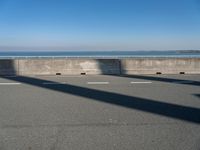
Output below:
[0,50,200,59]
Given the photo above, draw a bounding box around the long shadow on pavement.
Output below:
[2,75,200,124]
[194,94,200,99]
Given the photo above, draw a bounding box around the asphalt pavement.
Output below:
[0,74,200,150]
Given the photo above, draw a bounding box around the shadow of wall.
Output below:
[195,94,200,99]
[96,59,121,75]
[0,59,17,76]
[2,74,200,124]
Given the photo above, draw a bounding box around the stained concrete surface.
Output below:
[1,58,200,75]
[0,75,200,150]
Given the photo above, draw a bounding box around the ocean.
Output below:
[0,50,200,59]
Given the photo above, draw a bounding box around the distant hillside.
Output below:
[176,50,200,54]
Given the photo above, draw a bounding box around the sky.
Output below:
[0,0,200,51]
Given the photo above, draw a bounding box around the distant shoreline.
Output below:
[176,50,200,54]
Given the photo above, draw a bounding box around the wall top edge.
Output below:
[0,57,200,60]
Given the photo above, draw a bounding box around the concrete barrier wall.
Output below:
[0,58,200,75]
[121,58,200,74]
[18,59,121,75]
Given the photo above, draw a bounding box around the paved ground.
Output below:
[0,74,200,150]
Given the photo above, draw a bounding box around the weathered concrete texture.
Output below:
[18,59,52,75]
[0,59,18,75]
[1,58,200,75]
[18,59,121,75]
[121,58,200,74]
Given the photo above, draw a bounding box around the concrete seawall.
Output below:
[121,58,200,74]
[0,58,200,75]
[0,59,121,75]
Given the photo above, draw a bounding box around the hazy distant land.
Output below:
[176,50,200,53]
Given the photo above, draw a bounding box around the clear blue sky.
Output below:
[0,0,200,50]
